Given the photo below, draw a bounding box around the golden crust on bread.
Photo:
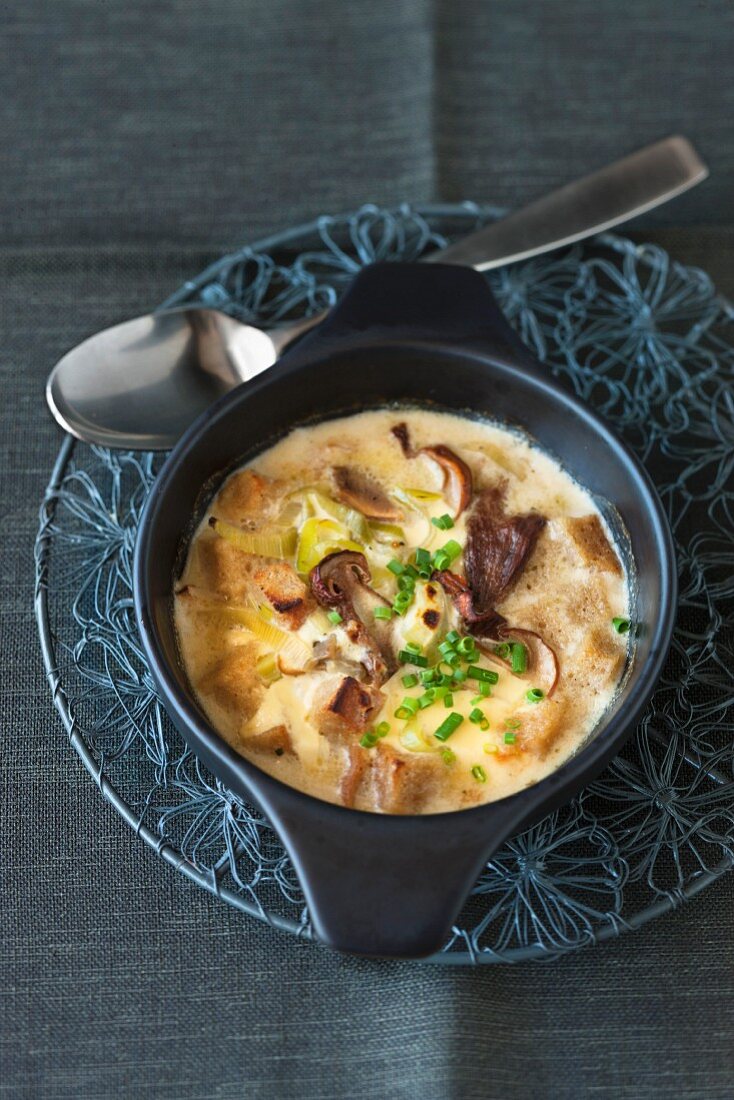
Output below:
[563,514,623,575]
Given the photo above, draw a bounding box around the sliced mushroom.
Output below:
[307,634,366,679]
[310,550,396,682]
[332,466,403,522]
[477,628,560,697]
[431,486,557,693]
[391,422,473,517]
[431,568,509,637]
[464,485,546,612]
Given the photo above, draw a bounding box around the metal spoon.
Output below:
[47,135,707,450]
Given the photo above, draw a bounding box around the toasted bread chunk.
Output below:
[516,697,571,758]
[372,744,441,814]
[311,676,381,740]
[199,645,263,720]
[252,560,313,629]
[572,626,626,693]
[563,515,622,575]
[240,724,293,756]
[215,470,276,525]
[193,535,258,601]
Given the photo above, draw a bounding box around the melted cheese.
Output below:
[174,407,631,813]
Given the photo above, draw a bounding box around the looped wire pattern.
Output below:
[35,204,734,963]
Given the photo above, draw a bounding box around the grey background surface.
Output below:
[2,2,734,1098]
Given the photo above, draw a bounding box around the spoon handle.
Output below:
[269,136,707,355]
[427,135,707,270]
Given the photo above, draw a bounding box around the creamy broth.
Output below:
[174,409,631,814]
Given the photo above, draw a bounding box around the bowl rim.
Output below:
[133,333,678,830]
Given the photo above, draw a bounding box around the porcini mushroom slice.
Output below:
[464,485,546,611]
[332,466,404,522]
[431,569,508,637]
[391,422,473,518]
[310,550,396,681]
[477,628,560,697]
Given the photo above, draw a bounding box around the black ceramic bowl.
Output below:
[134,263,676,958]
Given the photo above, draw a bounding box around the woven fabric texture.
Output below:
[2,238,733,1100]
[3,0,734,1096]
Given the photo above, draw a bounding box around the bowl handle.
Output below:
[267,796,526,959]
[277,261,543,374]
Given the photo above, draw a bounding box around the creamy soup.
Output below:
[174,409,631,814]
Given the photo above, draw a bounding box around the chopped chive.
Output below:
[510,642,527,675]
[471,695,484,706]
[434,712,464,741]
[387,559,405,575]
[452,667,468,683]
[442,539,462,563]
[401,673,418,688]
[612,616,631,635]
[441,748,457,765]
[432,550,450,571]
[456,637,476,656]
[405,641,422,654]
[467,666,499,684]
[374,606,393,621]
[398,650,429,667]
[403,564,419,579]
[471,765,487,782]
[397,574,416,592]
[401,696,420,714]
[526,688,545,703]
[359,731,378,748]
[432,684,449,699]
[445,630,460,644]
[494,642,511,660]
[438,640,456,657]
[479,718,490,731]
[505,717,522,729]
[475,681,491,697]
[420,668,437,684]
[504,731,517,745]
[415,693,432,709]
[376,721,391,737]
[443,693,454,708]
[415,548,432,570]
[469,708,485,724]
[327,610,343,624]
[431,513,455,530]
[394,706,413,720]
[484,743,498,755]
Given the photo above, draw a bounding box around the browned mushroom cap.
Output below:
[420,445,473,518]
[391,422,473,517]
[332,466,403,522]
[464,485,546,611]
[478,627,560,697]
[310,550,396,682]
[431,569,508,637]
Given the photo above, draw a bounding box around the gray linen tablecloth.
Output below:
[2,3,733,1097]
